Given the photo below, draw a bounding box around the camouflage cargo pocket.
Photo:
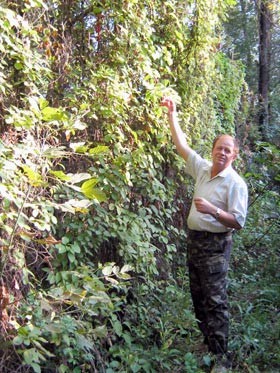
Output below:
[208,256,227,274]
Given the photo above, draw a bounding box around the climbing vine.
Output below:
[0,1,278,372]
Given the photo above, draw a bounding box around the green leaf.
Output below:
[120,264,133,273]
[38,98,49,110]
[89,145,109,155]
[62,236,70,244]
[112,319,123,337]
[14,61,23,70]
[22,166,45,187]
[81,179,107,201]
[31,363,41,373]
[13,336,24,345]
[73,145,89,154]
[49,170,71,181]
[102,264,114,276]
[92,325,108,339]
[41,107,67,122]
[89,188,107,202]
[67,252,75,262]
[23,348,41,365]
[81,178,98,189]
[69,142,87,152]
[131,363,141,373]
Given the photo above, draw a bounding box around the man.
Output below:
[160,97,248,372]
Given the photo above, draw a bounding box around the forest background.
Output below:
[0,0,279,372]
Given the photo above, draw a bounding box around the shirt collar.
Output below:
[217,165,232,178]
[203,164,233,180]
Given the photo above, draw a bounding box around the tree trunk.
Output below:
[258,0,272,139]
[240,0,253,84]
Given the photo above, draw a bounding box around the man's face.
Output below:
[212,135,237,170]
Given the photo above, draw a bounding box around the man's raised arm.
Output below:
[160,97,192,161]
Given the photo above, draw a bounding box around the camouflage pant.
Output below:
[187,230,232,355]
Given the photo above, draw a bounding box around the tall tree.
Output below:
[258,0,272,139]
[223,0,280,144]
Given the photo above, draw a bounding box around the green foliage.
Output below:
[0,0,279,372]
[0,3,50,116]
[11,264,132,372]
[230,141,280,372]
[106,280,203,373]
[223,0,280,144]
[213,53,246,133]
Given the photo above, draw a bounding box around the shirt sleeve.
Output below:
[185,150,210,180]
[228,180,248,227]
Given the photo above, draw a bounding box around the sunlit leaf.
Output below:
[89,145,110,155]
[120,264,133,273]
[54,199,92,214]
[69,142,87,153]
[41,107,67,122]
[43,146,69,158]
[68,173,91,184]
[22,165,46,187]
[102,265,114,276]
[81,179,107,201]
[38,98,49,110]
[49,170,71,181]
[72,119,87,130]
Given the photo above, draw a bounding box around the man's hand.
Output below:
[160,97,176,114]
[194,197,216,215]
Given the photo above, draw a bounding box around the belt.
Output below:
[188,230,232,239]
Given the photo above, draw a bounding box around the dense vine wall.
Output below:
[0,1,265,372]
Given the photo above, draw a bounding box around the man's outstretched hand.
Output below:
[160,97,176,114]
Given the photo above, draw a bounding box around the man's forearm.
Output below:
[194,197,242,230]
[214,209,242,230]
[167,111,192,161]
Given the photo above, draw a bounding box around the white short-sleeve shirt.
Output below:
[186,150,248,233]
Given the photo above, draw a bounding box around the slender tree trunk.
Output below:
[240,0,253,84]
[258,0,272,139]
